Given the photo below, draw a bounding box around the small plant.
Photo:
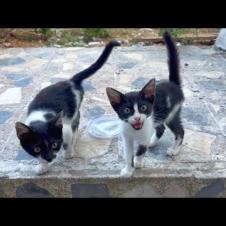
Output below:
[82,28,109,42]
[51,29,85,47]
[158,28,185,38]
[35,28,53,37]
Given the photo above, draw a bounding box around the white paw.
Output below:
[166,147,180,156]
[134,156,143,169]
[149,142,158,148]
[63,151,73,159]
[120,167,134,177]
[36,164,48,175]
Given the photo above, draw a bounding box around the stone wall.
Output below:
[1,178,225,198]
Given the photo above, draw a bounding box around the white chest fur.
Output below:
[120,116,155,146]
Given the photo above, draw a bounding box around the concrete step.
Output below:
[0,45,226,197]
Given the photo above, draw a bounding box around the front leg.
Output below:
[36,158,49,175]
[120,136,134,177]
[134,144,148,169]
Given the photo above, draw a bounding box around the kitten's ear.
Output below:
[141,79,156,102]
[15,122,33,140]
[106,87,123,106]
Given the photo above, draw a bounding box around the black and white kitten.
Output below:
[106,32,184,176]
[15,40,120,174]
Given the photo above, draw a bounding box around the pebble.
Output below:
[88,41,102,47]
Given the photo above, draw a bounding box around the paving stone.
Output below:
[50,78,65,84]
[71,184,109,197]
[16,183,54,198]
[25,49,54,59]
[75,130,111,159]
[131,76,150,89]
[51,73,71,79]
[0,57,25,66]
[0,111,13,124]
[5,72,30,81]
[15,149,33,161]
[121,184,161,197]
[84,106,105,119]
[82,80,95,92]
[14,77,32,87]
[163,183,189,197]
[63,62,74,71]
[196,179,225,197]
[183,129,216,155]
[0,87,21,105]
[118,61,137,69]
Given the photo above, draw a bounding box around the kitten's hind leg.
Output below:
[149,124,165,147]
[71,112,80,156]
[62,123,74,159]
[166,114,184,156]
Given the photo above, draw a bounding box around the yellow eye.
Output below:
[140,105,147,111]
[52,143,58,149]
[124,107,130,114]
[34,147,41,153]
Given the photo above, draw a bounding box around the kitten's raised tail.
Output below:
[71,40,120,84]
[163,32,181,86]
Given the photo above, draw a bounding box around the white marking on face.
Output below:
[128,104,147,125]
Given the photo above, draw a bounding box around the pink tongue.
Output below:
[134,123,142,129]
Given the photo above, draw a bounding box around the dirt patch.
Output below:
[0,28,220,48]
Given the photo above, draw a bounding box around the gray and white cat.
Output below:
[15,41,120,175]
[106,32,184,176]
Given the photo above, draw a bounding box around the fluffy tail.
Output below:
[163,32,181,86]
[71,40,120,84]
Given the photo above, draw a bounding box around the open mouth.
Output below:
[131,121,143,130]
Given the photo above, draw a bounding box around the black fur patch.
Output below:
[136,145,147,156]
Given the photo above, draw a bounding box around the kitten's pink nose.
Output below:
[134,116,141,122]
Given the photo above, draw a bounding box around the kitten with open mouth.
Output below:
[106,32,185,176]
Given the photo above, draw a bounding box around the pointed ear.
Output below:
[106,87,123,106]
[140,79,156,102]
[15,122,33,140]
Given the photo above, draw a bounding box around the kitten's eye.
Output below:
[52,143,58,149]
[124,107,131,114]
[140,105,147,111]
[34,147,41,153]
